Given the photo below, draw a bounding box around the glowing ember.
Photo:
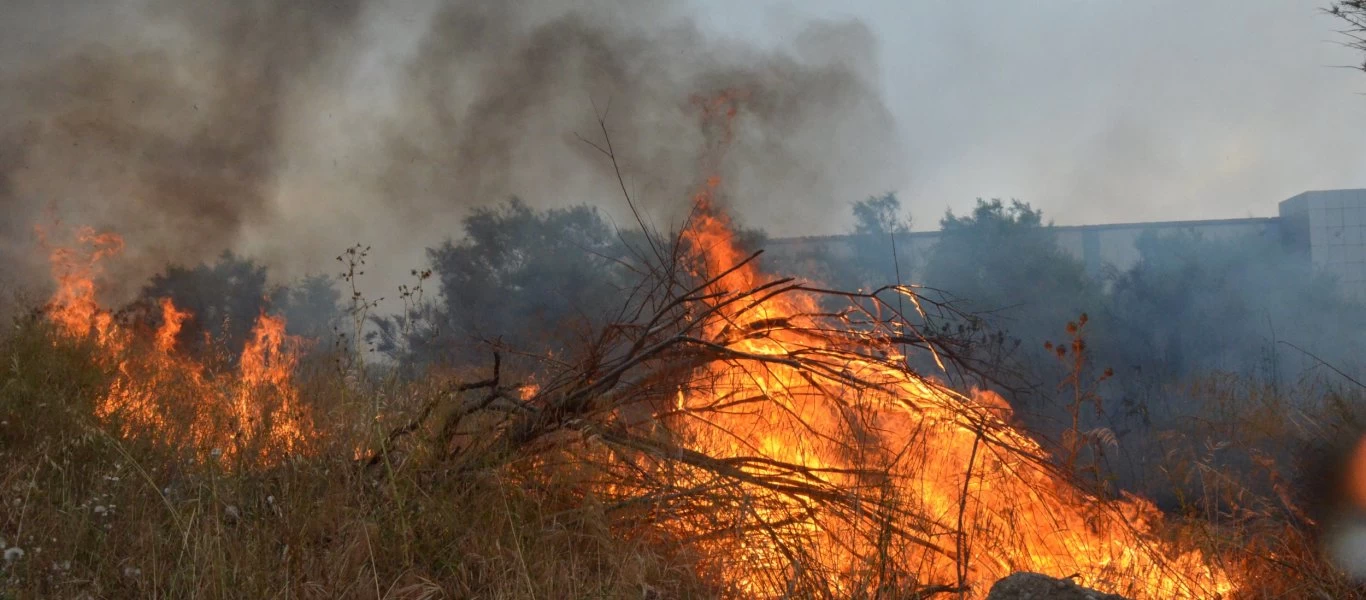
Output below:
[41,228,313,466]
[660,92,1235,598]
[519,382,541,401]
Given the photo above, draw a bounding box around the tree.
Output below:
[376,198,631,366]
[270,274,344,346]
[137,253,344,360]
[1102,229,1366,386]
[921,199,1100,350]
[139,251,270,356]
[1330,1,1366,71]
[910,199,1111,441]
[761,193,913,292]
[848,192,913,288]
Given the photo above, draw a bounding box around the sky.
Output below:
[3,0,1366,300]
[694,0,1366,230]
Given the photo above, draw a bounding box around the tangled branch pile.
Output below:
[373,202,1235,599]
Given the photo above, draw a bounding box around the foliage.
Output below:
[369,198,773,368]
[371,198,632,366]
[846,192,913,289]
[916,199,1102,393]
[803,196,1366,513]
[0,318,709,599]
[3,244,1355,598]
[136,252,343,359]
[1100,228,1366,387]
[138,251,271,356]
[924,199,1098,319]
[270,273,346,349]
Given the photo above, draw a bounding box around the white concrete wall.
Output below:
[767,189,1366,294]
[765,218,1279,279]
[1281,189,1366,297]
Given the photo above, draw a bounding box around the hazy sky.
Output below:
[694,0,1366,229]
[4,0,1366,301]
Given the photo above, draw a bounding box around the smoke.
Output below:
[0,0,371,300]
[0,0,903,303]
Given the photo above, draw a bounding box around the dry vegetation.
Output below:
[0,320,716,599]
[1,131,1363,596]
[3,215,1363,599]
[2,3,1366,598]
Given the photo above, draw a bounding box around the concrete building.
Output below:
[1279,189,1366,295]
[764,188,1366,296]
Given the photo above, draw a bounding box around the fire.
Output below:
[42,227,125,346]
[41,228,313,466]
[25,93,1236,596]
[660,93,1235,597]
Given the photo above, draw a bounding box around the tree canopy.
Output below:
[373,198,631,366]
[136,252,344,359]
[921,199,1100,359]
[847,192,913,288]
[1101,229,1366,385]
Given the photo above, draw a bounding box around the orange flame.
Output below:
[664,92,1235,598]
[41,226,125,346]
[42,228,314,466]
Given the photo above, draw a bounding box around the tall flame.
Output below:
[41,227,313,466]
[667,92,1235,598]
[42,226,125,346]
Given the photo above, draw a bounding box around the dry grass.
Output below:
[1123,373,1366,598]
[2,264,1363,598]
[0,318,710,599]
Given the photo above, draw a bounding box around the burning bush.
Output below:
[36,228,315,467]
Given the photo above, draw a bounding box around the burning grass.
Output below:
[1,100,1359,598]
[2,208,1364,597]
[378,193,1237,597]
[39,227,312,467]
[0,319,711,599]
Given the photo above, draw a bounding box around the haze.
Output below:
[697,0,1366,228]
[1,0,1362,298]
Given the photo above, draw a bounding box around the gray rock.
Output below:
[986,572,1132,600]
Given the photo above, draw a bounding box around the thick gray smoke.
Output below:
[0,0,366,294]
[0,0,902,303]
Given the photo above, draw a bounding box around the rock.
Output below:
[986,572,1132,600]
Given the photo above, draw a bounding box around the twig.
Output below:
[364,352,503,467]
[1279,340,1366,389]
[956,418,984,597]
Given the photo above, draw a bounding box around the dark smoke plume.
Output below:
[0,0,367,296]
[0,0,903,303]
